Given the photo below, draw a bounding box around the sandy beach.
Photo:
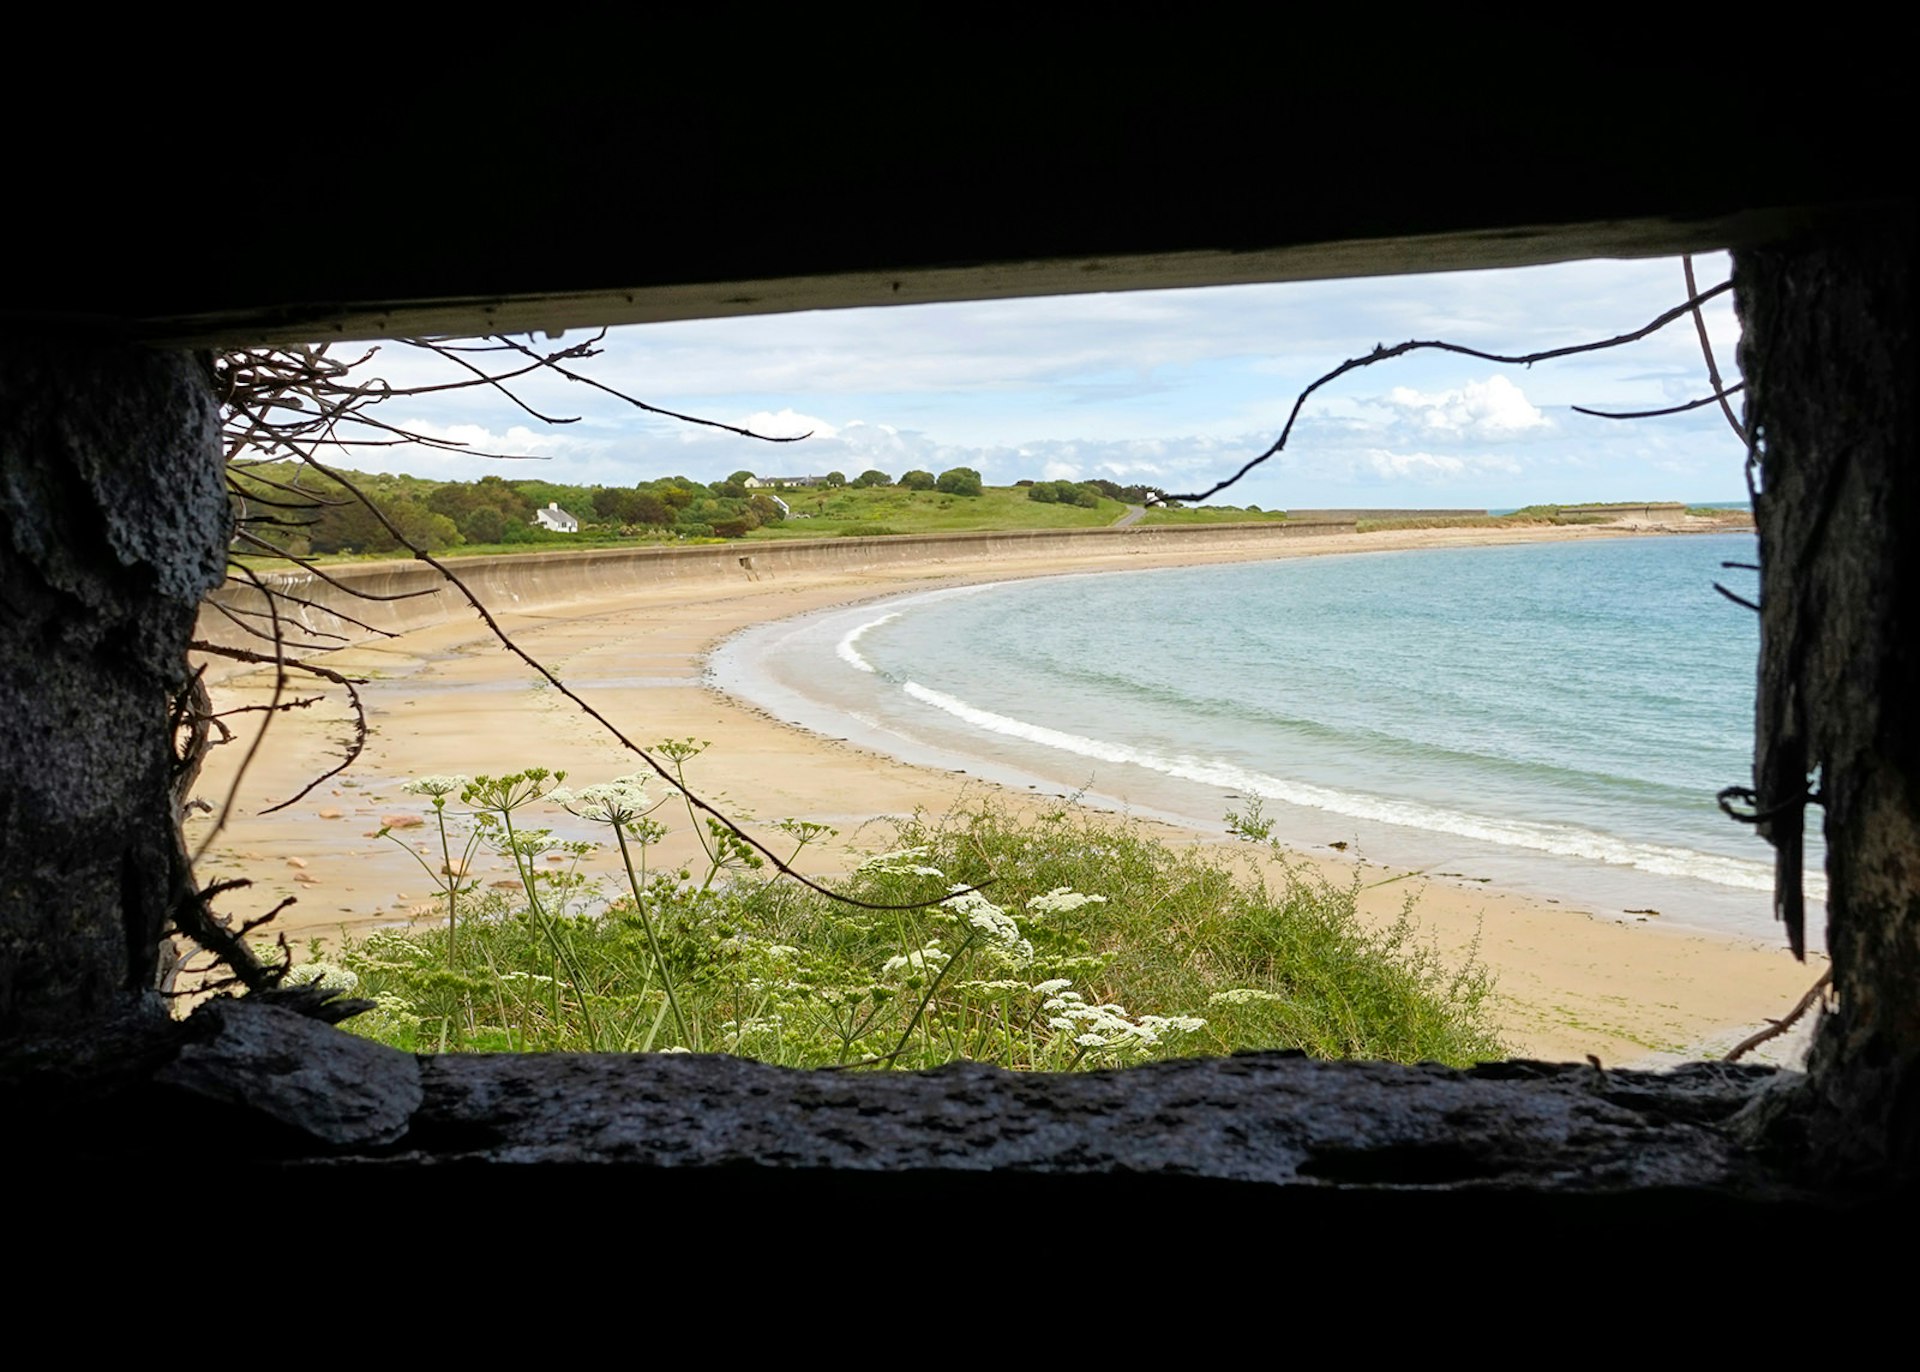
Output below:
[187,517,1826,1068]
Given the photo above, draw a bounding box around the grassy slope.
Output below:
[743,486,1129,537]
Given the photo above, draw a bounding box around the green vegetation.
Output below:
[233,456,1693,565]
[1027,480,1103,508]
[274,751,1503,1069]
[746,484,1128,538]
[1138,505,1287,525]
[935,466,984,497]
[228,462,788,558]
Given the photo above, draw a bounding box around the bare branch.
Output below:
[191,563,287,861]
[230,531,440,601]
[189,640,371,815]
[487,332,813,443]
[294,449,991,912]
[1683,253,1747,442]
[1724,968,1833,1062]
[1573,384,1745,421]
[1156,281,1735,504]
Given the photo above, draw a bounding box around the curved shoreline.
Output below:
[709,555,1783,932]
[200,520,1358,655]
[188,517,1820,1068]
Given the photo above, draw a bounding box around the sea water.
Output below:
[710,534,1819,946]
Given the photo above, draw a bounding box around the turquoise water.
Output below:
[712,534,1813,941]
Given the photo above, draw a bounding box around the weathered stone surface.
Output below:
[0,341,228,1034]
[1738,211,1919,1179]
[359,1051,1791,1193]
[154,1000,421,1148]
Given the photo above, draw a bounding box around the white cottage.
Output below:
[533,501,580,533]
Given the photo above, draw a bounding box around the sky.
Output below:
[329,252,1751,512]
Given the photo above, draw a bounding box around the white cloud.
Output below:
[1383,374,1550,440]
[1284,447,1527,486]
[735,408,837,440]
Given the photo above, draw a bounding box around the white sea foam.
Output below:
[835,612,899,674]
[899,679,1805,895]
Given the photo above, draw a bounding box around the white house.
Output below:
[745,475,829,489]
[532,501,580,533]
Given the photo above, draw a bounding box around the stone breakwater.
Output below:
[202,520,1355,651]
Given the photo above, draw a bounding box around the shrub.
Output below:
[1026,480,1099,508]
[900,470,937,491]
[852,469,892,488]
[936,466,983,497]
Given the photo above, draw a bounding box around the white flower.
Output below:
[402,775,470,798]
[1208,988,1287,1007]
[856,846,947,878]
[1032,979,1074,997]
[1043,991,1204,1057]
[1139,1015,1207,1037]
[882,940,951,977]
[282,961,359,994]
[554,777,653,824]
[1026,887,1108,916]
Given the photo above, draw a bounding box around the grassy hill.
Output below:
[744,485,1133,538]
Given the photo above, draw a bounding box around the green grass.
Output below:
[1137,506,1289,526]
[744,486,1129,538]
[277,763,1504,1070]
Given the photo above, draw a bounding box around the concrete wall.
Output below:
[1559,503,1689,522]
[204,520,1353,652]
[1287,508,1487,522]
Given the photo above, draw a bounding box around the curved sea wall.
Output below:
[202,520,1353,651]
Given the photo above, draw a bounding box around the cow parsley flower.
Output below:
[1139,1015,1208,1037]
[882,940,951,977]
[551,776,655,825]
[937,886,1031,965]
[403,775,470,799]
[282,961,359,994]
[856,846,948,879]
[1026,887,1108,916]
[1208,988,1287,1007]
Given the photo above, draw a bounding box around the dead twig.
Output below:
[1155,280,1734,504]
[1683,253,1746,441]
[1573,385,1745,420]
[1724,968,1833,1062]
[293,449,991,913]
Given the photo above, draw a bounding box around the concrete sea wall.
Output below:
[203,520,1354,651]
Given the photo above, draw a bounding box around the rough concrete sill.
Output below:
[6,999,1830,1209]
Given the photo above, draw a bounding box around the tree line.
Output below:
[228,464,1033,556]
